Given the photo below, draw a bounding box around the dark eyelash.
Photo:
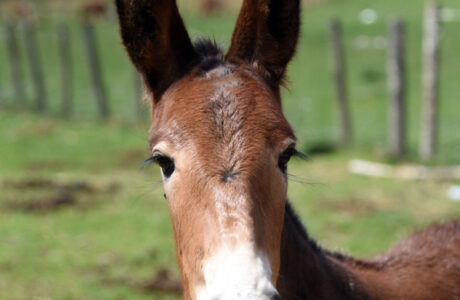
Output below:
[140,149,309,170]
[140,156,156,169]
[293,149,311,160]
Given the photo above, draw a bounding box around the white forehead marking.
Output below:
[205,65,235,80]
[196,244,277,300]
[194,187,277,299]
[213,188,251,243]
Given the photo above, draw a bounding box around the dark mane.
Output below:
[282,202,371,299]
[285,201,373,266]
[285,201,394,272]
[285,201,324,254]
[193,39,225,72]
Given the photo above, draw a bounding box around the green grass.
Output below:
[0,0,460,299]
[0,110,459,300]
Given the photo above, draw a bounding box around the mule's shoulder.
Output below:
[337,220,460,272]
[346,221,460,300]
[380,220,460,262]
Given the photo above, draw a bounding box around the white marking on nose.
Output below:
[213,188,251,240]
[196,245,278,300]
[197,186,278,299]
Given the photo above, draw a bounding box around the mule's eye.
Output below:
[154,155,175,178]
[278,148,295,174]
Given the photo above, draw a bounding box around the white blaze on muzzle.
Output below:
[195,244,278,300]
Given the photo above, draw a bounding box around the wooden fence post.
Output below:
[58,23,73,118]
[134,70,144,119]
[23,19,47,113]
[420,2,441,161]
[5,21,27,105]
[387,19,406,158]
[330,19,352,146]
[82,19,110,120]
[0,54,3,104]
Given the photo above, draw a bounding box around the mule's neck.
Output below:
[276,202,370,300]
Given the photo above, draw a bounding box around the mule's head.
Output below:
[116,0,300,299]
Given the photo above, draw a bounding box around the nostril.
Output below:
[270,292,281,300]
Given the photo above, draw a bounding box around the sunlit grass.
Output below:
[0,0,459,299]
[0,110,459,299]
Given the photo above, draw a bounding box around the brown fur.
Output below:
[147,64,293,297]
[227,0,300,98]
[116,0,460,299]
[348,221,460,300]
[116,0,199,101]
[278,203,460,299]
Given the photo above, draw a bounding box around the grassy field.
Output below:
[0,0,459,299]
[0,111,459,300]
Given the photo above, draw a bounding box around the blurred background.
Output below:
[0,0,459,299]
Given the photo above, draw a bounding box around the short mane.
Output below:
[193,39,225,72]
[285,201,374,266]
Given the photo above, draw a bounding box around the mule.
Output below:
[115,0,460,299]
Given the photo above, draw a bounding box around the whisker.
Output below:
[127,175,164,206]
[287,173,324,187]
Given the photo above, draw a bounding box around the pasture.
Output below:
[0,0,459,299]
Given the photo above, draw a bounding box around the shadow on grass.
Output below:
[2,177,120,213]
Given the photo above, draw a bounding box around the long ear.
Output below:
[116,0,198,100]
[226,0,300,89]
